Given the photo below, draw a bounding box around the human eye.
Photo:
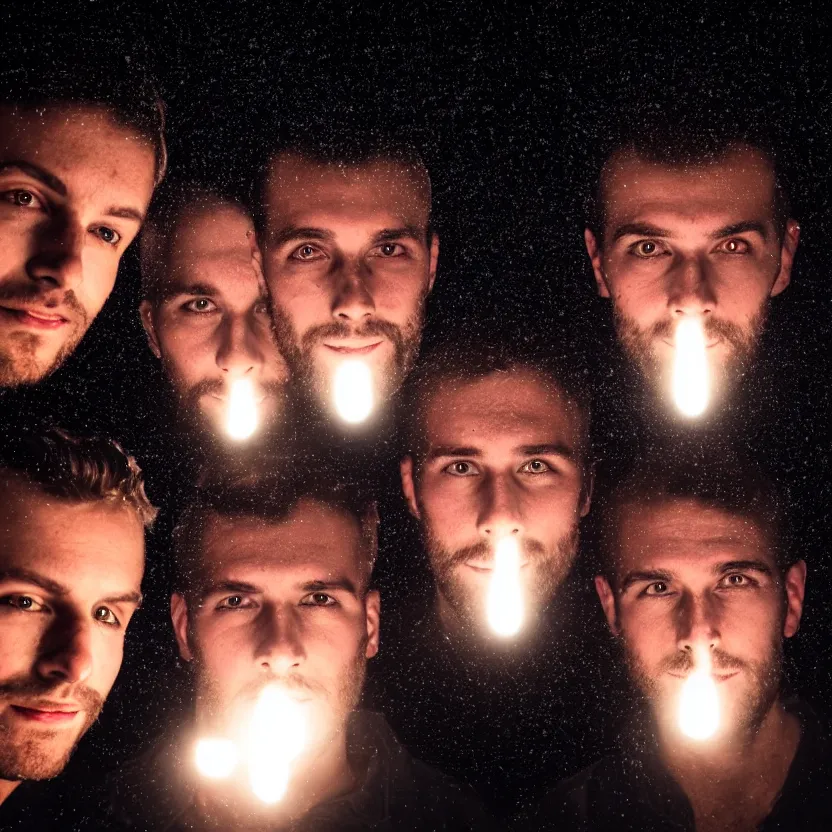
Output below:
[289,243,326,262]
[91,225,122,246]
[369,242,406,258]
[93,606,120,626]
[519,459,552,475]
[442,461,479,477]
[253,298,270,316]
[0,594,46,612]
[183,297,218,314]
[299,592,338,607]
[2,189,44,210]
[216,595,254,611]
[718,573,756,589]
[628,239,667,258]
[642,581,673,597]
[716,238,750,255]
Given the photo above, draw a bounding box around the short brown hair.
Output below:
[0,427,157,528]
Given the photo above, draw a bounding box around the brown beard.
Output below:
[0,677,104,780]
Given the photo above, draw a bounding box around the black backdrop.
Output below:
[3,0,832,813]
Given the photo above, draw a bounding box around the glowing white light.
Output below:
[333,360,374,424]
[195,737,238,780]
[225,378,259,440]
[486,536,525,637]
[679,647,720,741]
[672,317,710,418]
[246,685,308,804]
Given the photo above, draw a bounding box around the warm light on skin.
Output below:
[225,378,259,440]
[195,737,238,780]
[672,317,710,417]
[486,536,525,637]
[333,359,375,424]
[678,645,720,741]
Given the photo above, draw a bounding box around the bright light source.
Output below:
[246,685,308,804]
[225,378,259,440]
[195,737,238,780]
[679,647,720,741]
[486,536,525,637]
[333,360,374,424]
[672,317,710,418]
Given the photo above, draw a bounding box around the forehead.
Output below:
[0,476,145,592]
[615,498,773,575]
[600,146,777,230]
[265,153,430,229]
[0,103,156,198]
[423,369,582,450]
[198,500,365,582]
[167,201,259,291]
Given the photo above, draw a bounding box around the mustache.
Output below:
[183,377,287,402]
[658,648,747,675]
[238,674,326,702]
[300,318,405,350]
[0,676,104,715]
[0,283,86,320]
[645,316,754,349]
[433,537,547,569]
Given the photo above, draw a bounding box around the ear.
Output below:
[400,456,421,519]
[364,589,381,659]
[170,593,194,662]
[427,233,439,292]
[594,575,620,635]
[139,300,162,359]
[584,228,610,298]
[783,559,807,638]
[771,218,800,297]
[580,464,595,518]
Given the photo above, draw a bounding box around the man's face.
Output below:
[401,370,589,635]
[585,146,800,401]
[171,500,380,751]
[0,104,156,386]
[0,476,144,781]
[595,500,806,740]
[261,153,438,413]
[140,200,289,438]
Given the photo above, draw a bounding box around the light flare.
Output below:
[195,737,238,780]
[672,317,710,418]
[333,359,374,424]
[486,536,525,637]
[678,646,720,741]
[225,378,259,440]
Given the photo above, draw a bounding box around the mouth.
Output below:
[668,671,739,683]
[464,560,529,574]
[0,306,69,330]
[323,341,383,356]
[10,703,80,724]
[661,338,720,350]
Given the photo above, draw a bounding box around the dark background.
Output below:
[3,0,832,813]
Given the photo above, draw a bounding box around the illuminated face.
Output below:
[595,499,806,740]
[584,146,800,400]
[172,500,380,749]
[0,476,144,781]
[260,154,438,412]
[140,200,289,437]
[0,104,156,387]
[401,370,589,634]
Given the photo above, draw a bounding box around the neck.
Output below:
[0,779,21,807]
[658,700,800,830]
[195,727,355,831]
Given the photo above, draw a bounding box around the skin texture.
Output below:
[584,146,800,403]
[595,499,806,831]
[140,199,288,437]
[170,499,379,825]
[0,475,144,804]
[0,104,156,386]
[260,154,438,413]
[401,370,590,638]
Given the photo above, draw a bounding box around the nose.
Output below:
[36,615,94,685]
[26,215,85,291]
[666,257,716,317]
[676,593,721,654]
[331,263,375,323]
[256,605,306,675]
[476,474,525,540]
[216,314,261,376]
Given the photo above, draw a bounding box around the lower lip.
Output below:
[465,561,529,573]
[661,339,720,350]
[0,307,68,330]
[669,672,738,683]
[323,343,382,356]
[10,706,79,724]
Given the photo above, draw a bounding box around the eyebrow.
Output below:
[302,578,359,597]
[160,281,219,301]
[104,205,145,224]
[519,443,577,462]
[611,222,672,243]
[715,559,773,577]
[619,569,674,593]
[710,220,768,242]
[269,226,334,248]
[373,225,426,244]
[427,446,482,461]
[102,592,143,608]
[199,580,261,599]
[0,567,68,596]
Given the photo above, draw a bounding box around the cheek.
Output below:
[421,483,476,541]
[158,325,218,382]
[620,606,676,665]
[90,632,127,697]
[367,269,428,320]
[0,619,41,680]
[79,252,119,316]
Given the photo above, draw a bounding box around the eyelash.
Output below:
[182,298,218,314]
